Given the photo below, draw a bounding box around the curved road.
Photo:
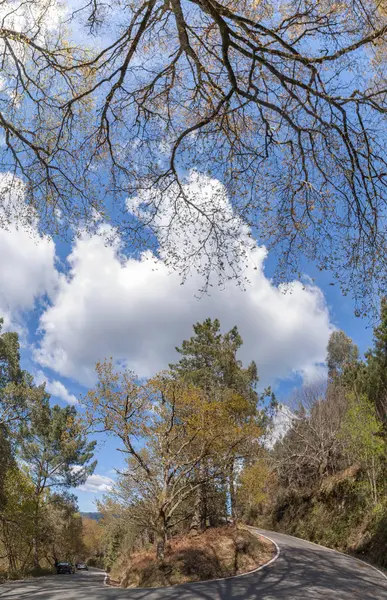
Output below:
[1,529,386,599]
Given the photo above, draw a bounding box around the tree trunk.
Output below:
[4,524,17,573]
[189,483,202,534]
[228,459,237,524]
[190,463,207,534]
[9,551,17,574]
[201,481,207,531]
[32,537,39,570]
[32,496,40,570]
[370,456,378,505]
[155,514,167,561]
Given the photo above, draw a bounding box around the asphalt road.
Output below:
[1,529,386,600]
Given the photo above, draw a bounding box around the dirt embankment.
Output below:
[260,467,387,570]
[112,526,274,589]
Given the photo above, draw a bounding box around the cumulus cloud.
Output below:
[0,174,58,330]
[78,474,115,493]
[34,370,78,405]
[35,173,333,388]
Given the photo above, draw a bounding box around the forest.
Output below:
[1,305,385,585]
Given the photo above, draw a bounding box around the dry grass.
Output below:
[114,526,274,589]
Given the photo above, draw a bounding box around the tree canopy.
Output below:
[1,0,387,311]
[85,320,266,558]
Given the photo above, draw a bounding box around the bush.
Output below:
[27,566,55,578]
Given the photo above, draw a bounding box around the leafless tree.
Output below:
[273,381,349,490]
[2,0,387,310]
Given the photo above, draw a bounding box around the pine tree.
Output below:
[170,318,258,410]
[0,318,42,512]
[19,399,96,568]
[170,319,260,526]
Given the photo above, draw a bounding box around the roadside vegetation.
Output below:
[84,319,275,573]
[112,527,273,588]
[0,318,96,580]
[81,306,387,584]
[243,300,387,569]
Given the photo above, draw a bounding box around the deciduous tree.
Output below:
[85,361,261,559]
[340,394,385,504]
[364,298,387,427]
[327,331,359,380]
[2,1,387,310]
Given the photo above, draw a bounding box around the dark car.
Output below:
[56,562,75,574]
[76,563,88,571]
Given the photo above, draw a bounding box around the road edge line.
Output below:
[252,527,387,582]
[208,530,281,583]
[229,530,281,581]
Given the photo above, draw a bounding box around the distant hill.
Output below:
[80,512,103,521]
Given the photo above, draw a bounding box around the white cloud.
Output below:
[34,370,78,405]
[0,174,58,331]
[35,173,333,388]
[298,363,328,386]
[0,0,65,42]
[78,474,115,493]
[265,404,295,449]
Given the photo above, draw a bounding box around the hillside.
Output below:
[244,312,387,571]
[255,465,387,569]
[80,512,103,521]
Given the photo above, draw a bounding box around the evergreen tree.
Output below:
[19,399,96,568]
[170,318,258,411]
[326,330,359,380]
[0,318,47,513]
[0,426,13,511]
[170,319,262,525]
[0,318,22,389]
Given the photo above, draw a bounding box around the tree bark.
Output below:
[155,514,167,561]
[32,537,39,570]
[32,496,40,570]
[201,481,207,531]
[190,462,208,533]
[189,483,202,534]
[228,459,237,524]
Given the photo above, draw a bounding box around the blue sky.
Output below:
[0,0,381,511]
[0,171,377,512]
